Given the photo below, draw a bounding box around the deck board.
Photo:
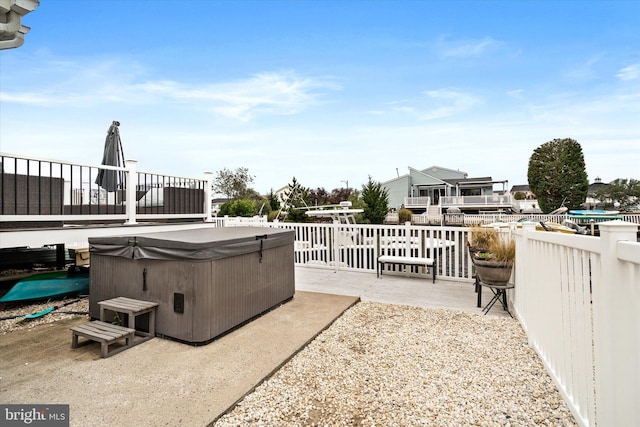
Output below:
[294,266,510,317]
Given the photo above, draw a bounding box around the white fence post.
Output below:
[592,220,640,426]
[124,159,138,225]
[332,219,340,272]
[204,171,213,222]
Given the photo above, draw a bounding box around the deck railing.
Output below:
[440,194,514,207]
[386,212,640,227]
[403,196,431,207]
[235,221,473,281]
[0,153,212,224]
[511,221,640,427]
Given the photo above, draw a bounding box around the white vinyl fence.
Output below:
[511,221,640,427]
[237,221,475,281]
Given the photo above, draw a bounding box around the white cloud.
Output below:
[507,89,524,99]
[0,56,336,121]
[378,89,481,121]
[616,63,640,81]
[562,55,603,83]
[435,35,500,58]
[418,89,481,120]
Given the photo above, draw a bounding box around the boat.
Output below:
[0,265,89,303]
[569,210,622,221]
[0,246,73,270]
[536,221,579,234]
[488,218,587,234]
[304,201,364,224]
[569,209,620,216]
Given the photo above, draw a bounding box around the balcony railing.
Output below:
[440,194,514,208]
[0,153,212,224]
[403,196,431,207]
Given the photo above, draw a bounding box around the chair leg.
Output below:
[482,289,502,315]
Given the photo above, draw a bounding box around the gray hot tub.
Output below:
[88,227,295,344]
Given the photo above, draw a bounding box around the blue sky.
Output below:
[1,1,638,195]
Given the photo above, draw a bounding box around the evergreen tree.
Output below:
[267,189,280,211]
[282,177,310,222]
[527,138,589,213]
[361,176,389,224]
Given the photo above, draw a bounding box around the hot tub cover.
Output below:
[89,227,294,261]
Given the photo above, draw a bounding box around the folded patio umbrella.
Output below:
[95,121,125,192]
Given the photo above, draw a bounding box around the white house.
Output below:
[382,166,511,214]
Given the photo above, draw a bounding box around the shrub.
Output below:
[267,211,279,222]
[217,201,232,217]
[220,199,256,217]
[398,209,413,223]
[513,191,526,200]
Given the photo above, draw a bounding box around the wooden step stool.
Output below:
[71,320,135,358]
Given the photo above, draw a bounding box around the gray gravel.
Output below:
[0,297,89,335]
[215,302,577,426]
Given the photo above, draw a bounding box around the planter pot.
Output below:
[473,258,513,286]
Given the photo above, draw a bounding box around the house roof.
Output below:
[510,185,530,192]
[418,165,468,177]
[588,182,608,194]
[383,166,469,186]
[444,176,493,186]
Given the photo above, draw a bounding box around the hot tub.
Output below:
[88,227,295,344]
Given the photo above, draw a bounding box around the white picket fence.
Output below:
[223,219,473,280]
[511,221,640,427]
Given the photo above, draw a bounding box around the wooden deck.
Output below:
[295,266,510,317]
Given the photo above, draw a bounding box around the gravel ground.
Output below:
[1,297,578,426]
[215,302,577,426]
[0,297,89,335]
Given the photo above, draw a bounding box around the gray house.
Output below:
[382,166,511,214]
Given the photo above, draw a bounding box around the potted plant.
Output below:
[468,227,515,286]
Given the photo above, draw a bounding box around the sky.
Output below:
[1,1,639,195]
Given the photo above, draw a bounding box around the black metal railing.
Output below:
[1,153,210,224]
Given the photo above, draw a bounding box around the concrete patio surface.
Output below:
[0,290,358,427]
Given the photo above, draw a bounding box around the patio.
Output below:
[294,266,511,317]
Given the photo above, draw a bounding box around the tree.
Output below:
[281,177,310,222]
[267,189,280,211]
[328,187,352,205]
[218,199,256,217]
[527,138,589,213]
[592,178,640,211]
[361,176,389,224]
[213,167,255,200]
[308,187,331,206]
